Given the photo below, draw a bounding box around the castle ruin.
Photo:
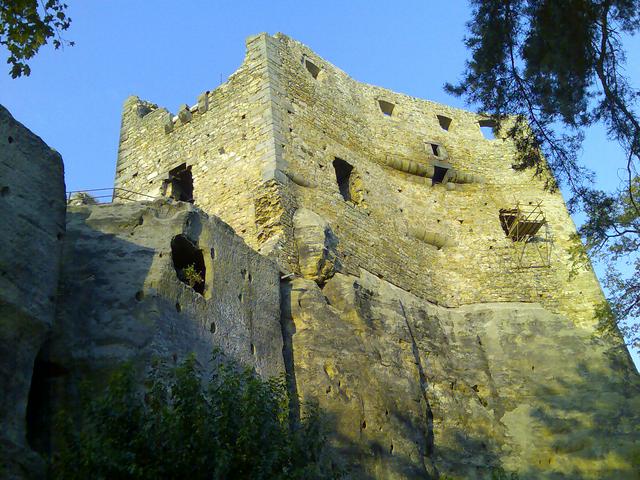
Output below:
[1,33,639,479]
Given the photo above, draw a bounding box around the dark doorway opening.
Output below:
[333,158,354,201]
[26,350,68,454]
[432,166,449,185]
[167,163,194,203]
[171,234,206,295]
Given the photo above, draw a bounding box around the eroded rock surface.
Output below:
[0,105,66,478]
[294,207,339,283]
[283,271,640,479]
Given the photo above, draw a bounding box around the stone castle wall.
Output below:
[114,33,604,327]
[269,34,605,326]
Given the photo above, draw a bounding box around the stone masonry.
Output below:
[114,33,603,329]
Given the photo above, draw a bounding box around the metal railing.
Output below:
[66,188,157,205]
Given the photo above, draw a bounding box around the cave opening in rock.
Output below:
[171,234,206,295]
[26,350,68,454]
[333,158,354,201]
[166,163,194,203]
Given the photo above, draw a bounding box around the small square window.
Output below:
[437,115,452,131]
[303,57,320,79]
[378,100,395,116]
[479,119,497,140]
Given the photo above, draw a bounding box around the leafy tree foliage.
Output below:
[0,0,73,78]
[51,353,339,479]
[447,0,640,353]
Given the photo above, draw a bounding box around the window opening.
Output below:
[171,234,206,295]
[437,115,452,131]
[432,166,449,185]
[166,163,194,203]
[430,143,440,156]
[479,119,497,140]
[303,57,320,79]
[333,158,354,201]
[378,100,395,116]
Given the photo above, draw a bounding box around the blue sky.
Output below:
[1,1,638,368]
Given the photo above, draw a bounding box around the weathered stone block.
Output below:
[293,208,339,284]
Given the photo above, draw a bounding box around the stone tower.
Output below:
[115,33,604,327]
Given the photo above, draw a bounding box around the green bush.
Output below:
[51,352,338,479]
[181,263,204,289]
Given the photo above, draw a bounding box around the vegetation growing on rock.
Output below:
[51,352,338,480]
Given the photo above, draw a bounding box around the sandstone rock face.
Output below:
[0,105,66,478]
[30,200,284,454]
[294,207,339,283]
[283,270,640,479]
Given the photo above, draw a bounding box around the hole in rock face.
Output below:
[166,163,194,203]
[333,158,354,201]
[210,321,216,334]
[437,115,452,131]
[378,99,395,116]
[8,136,14,143]
[171,235,206,295]
[175,302,181,312]
[250,343,256,356]
[361,420,367,430]
[1,186,9,197]
[27,351,69,454]
[135,291,144,302]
